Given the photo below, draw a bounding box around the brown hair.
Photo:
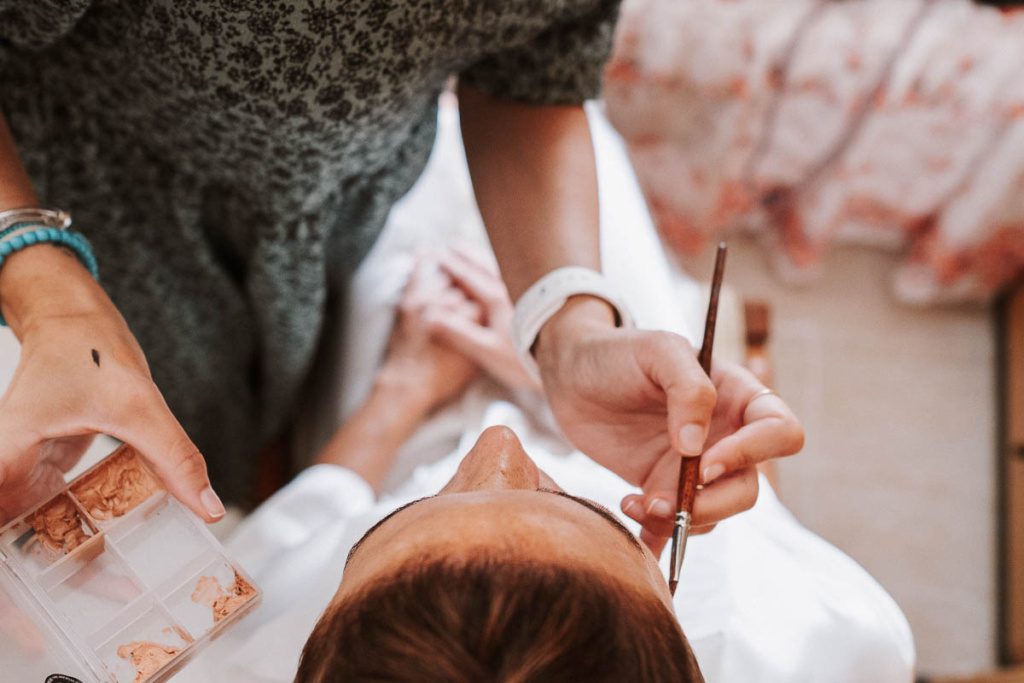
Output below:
[295,557,703,683]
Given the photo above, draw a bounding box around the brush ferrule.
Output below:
[668,510,692,588]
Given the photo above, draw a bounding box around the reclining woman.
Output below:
[178,248,913,683]
[298,423,703,682]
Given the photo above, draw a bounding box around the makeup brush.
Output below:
[668,242,727,596]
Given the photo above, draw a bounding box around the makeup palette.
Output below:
[0,445,260,683]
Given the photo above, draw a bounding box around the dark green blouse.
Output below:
[0,0,618,502]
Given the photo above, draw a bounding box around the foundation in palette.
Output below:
[0,445,260,682]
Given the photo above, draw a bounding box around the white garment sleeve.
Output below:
[225,464,376,575]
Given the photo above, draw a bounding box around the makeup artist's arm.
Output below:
[0,115,223,523]
[314,258,480,493]
[459,86,804,547]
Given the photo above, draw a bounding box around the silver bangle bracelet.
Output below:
[0,208,72,233]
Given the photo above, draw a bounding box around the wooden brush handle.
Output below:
[675,243,727,516]
[678,458,701,513]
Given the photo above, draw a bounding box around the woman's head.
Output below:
[296,426,702,682]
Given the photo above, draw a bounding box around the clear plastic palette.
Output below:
[0,445,260,683]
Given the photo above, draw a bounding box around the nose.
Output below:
[445,425,541,492]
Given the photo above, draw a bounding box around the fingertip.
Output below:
[200,486,226,521]
[645,496,674,519]
[677,423,707,456]
[621,495,644,521]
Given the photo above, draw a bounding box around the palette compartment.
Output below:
[163,554,258,641]
[92,599,193,683]
[42,543,145,639]
[1,493,101,577]
[0,445,260,683]
[108,496,210,591]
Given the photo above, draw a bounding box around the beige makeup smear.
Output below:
[72,447,159,521]
[190,571,255,623]
[116,641,182,683]
[31,496,89,554]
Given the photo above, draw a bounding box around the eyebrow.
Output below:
[344,489,644,567]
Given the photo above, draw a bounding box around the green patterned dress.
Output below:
[0,0,619,502]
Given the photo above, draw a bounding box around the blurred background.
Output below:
[603,0,1023,680]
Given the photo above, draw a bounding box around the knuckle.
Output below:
[733,443,754,470]
[682,380,717,411]
[649,330,685,352]
[165,436,207,480]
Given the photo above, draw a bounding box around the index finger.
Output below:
[96,381,225,523]
[700,394,804,485]
[633,332,717,457]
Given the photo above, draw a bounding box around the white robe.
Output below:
[177,102,915,683]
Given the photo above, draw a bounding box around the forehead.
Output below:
[343,491,647,585]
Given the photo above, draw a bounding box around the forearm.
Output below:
[313,373,433,494]
[0,113,104,339]
[0,114,38,211]
[458,84,602,301]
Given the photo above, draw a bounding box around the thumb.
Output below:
[111,392,224,523]
[635,332,717,457]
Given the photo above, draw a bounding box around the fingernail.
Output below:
[647,498,673,518]
[623,499,640,515]
[200,487,226,519]
[678,423,706,456]
[703,464,726,485]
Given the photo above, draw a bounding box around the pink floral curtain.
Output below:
[604,0,1024,304]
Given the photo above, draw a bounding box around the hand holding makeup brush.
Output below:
[620,359,804,556]
[535,298,804,556]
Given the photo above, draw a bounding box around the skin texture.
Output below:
[335,425,675,611]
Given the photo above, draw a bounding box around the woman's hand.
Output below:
[314,255,483,489]
[0,247,223,523]
[535,297,804,556]
[425,247,541,393]
[376,255,481,412]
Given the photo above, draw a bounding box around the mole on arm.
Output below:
[91,349,101,367]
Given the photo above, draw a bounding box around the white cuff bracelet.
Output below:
[512,266,634,382]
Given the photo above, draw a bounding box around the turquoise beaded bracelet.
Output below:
[0,225,100,326]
